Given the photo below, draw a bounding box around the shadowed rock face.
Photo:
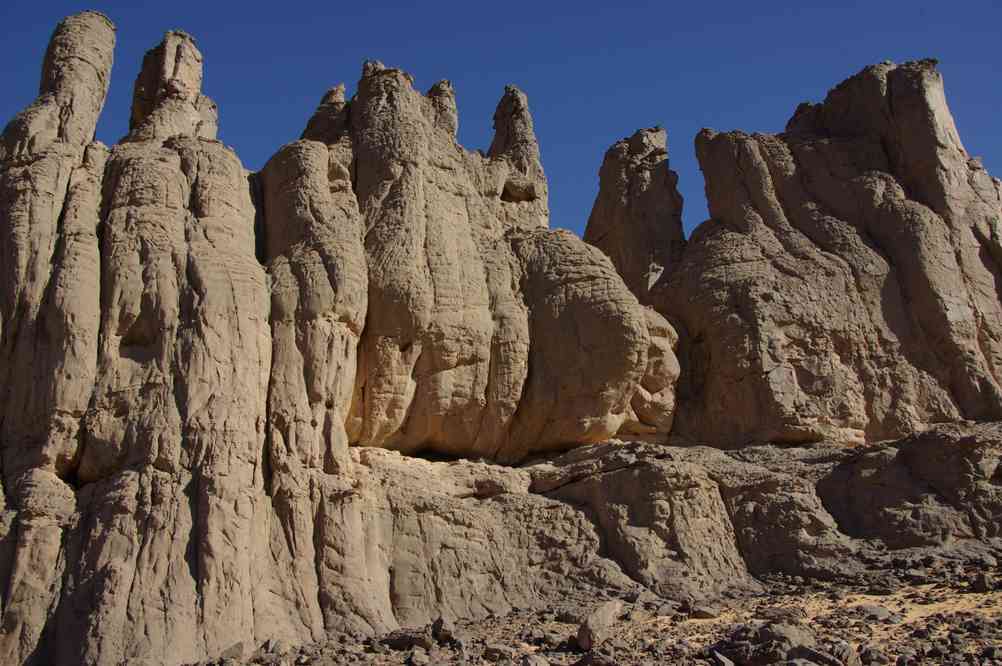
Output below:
[652,60,1002,447]
[584,127,685,306]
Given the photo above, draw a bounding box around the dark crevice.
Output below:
[248,171,267,265]
[60,453,83,491]
[312,493,329,632]
[260,420,275,498]
[182,473,206,652]
[533,460,646,496]
[500,179,536,203]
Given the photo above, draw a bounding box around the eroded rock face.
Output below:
[279,61,676,460]
[66,31,278,665]
[584,127,685,305]
[656,60,1002,446]
[1,14,1000,666]
[0,10,115,483]
[0,13,115,661]
[818,421,1002,548]
[0,15,678,665]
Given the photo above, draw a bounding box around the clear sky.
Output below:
[2,1,999,236]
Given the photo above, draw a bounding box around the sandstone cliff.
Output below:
[584,127,685,305]
[0,14,677,664]
[640,60,1000,447]
[0,12,1000,666]
[301,61,673,460]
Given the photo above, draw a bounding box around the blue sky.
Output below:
[2,1,999,235]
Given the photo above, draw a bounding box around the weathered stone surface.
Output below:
[0,11,114,161]
[818,421,1002,548]
[0,10,115,482]
[127,30,217,141]
[290,61,676,460]
[260,136,366,476]
[584,127,685,305]
[618,309,681,438]
[0,15,677,665]
[0,13,115,664]
[1,24,283,666]
[1,14,1001,666]
[575,600,623,651]
[655,60,1002,447]
[55,29,278,666]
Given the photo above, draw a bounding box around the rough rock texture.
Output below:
[214,578,1002,665]
[281,60,676,460]
[584,127,685,305]
[196,423,1002,665]
[575,600,623,651]
[654,60,1002,446]
[1,14,1001,666]
[0,15,678,665]
[0,12,116,662]
[0,9,115,487]
[818,421,1002,549]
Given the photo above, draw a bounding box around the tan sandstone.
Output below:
[652,60,1002,446]
[0,15,677,665]
[0,13,1000,666]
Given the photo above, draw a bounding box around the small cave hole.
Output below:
[500,180,536,204]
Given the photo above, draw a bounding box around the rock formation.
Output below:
[269,60,676,463]
[584,127,685,305]
[649,60,1002,446]
[0,12,116,661]
[0,11,1000,666]
[0,13,678,665]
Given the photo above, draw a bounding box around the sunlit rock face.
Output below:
[0,13,677,664]
[653,60,1002,447]
[2,11,1000,666]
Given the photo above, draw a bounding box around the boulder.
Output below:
[575,600,623,651]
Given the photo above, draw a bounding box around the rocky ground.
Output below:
[199,553,1002,665]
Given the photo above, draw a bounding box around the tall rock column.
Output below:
[583,127,687,439]
[0,13,115,664]
[261,88,367,478]
[48,31,275,665]
[0,10,115,483]
[256,86,368,639]
[349,62,499,455]
[584,127,685,305]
